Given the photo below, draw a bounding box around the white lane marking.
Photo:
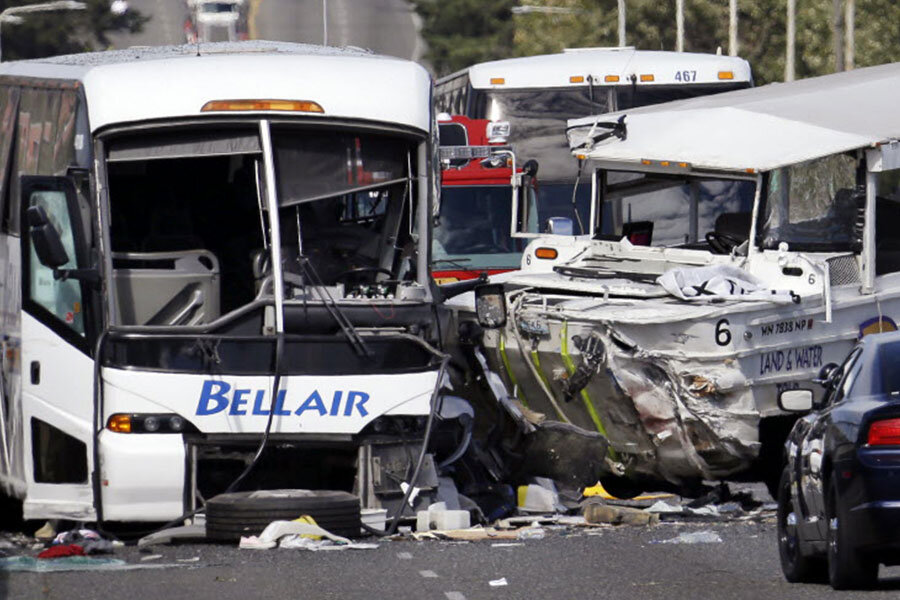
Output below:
[419,570,438,578]
[397,552,413,559]
[444,593,466,600]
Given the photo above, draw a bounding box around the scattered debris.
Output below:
[33,521,56,542]
[489,577,508,587]
[140,554,163,562]
[138,523,207,548]
[517,479,565,513]
[0,556,186,572]
[516,525,546,540]
[583,503,660,526]
[238,519,377,551]
[37,544,85,559]
[411,526,521,542]
[645,501,682,514]
[416,502,471,532]
[657,530,723,544]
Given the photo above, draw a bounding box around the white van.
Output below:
[0,41,456,524]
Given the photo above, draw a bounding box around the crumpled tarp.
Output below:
[238,520,377,551]
[657,264,796,303]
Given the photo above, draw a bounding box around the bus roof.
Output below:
[450,47,751,90]
[0,41,432,133]
[566,61,900,173]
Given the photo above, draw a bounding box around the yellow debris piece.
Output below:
[582,482,616,499]
[582,482,675,502]
[292,515,322,540]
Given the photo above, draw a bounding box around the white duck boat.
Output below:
[468,62,900,496]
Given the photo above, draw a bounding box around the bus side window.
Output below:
[23,181,85,336]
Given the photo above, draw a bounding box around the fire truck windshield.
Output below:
[433,185,527,272]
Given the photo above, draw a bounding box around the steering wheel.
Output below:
[705,231,744,255]
[334,266,394,284]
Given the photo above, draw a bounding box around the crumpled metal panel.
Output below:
[482,291,763,488]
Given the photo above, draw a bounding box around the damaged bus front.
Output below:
[0,42,466,524]
[470,63,900,497]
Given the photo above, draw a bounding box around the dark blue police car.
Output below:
[777,330,900,589]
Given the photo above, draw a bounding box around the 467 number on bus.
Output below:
[674,70,697,82]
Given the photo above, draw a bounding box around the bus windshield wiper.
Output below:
[553,265,658,284]
[296,256,372,357]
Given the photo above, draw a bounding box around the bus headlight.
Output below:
[106,413,197,434]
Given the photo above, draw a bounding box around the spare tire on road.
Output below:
[206,489,361,542]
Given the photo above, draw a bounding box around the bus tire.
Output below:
[205,489,361,542]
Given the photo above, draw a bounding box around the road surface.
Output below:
[3,519,900,600]
[108,0,422,62]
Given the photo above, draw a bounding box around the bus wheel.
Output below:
[206,489,361,542]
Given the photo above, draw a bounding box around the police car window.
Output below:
[833,349,862,404]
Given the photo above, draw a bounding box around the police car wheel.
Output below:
[206,489,361,542]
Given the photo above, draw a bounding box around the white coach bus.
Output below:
[0,41,453,524]
[435,47,752,234]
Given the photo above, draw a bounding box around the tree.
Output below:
[410,0,517,76]
[415,0,900,85]
[0,0,148,61]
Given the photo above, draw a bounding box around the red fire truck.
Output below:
[433,115,539,283]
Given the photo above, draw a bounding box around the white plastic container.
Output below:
[416,503,470,531]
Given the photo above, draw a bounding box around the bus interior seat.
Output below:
[145,283,205,326]
[113,250,220,325]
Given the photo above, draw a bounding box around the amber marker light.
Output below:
[639,74,655,82]
[490,77,506,85]
[570,75,585,83]
[535,247,558,260]
[107,414,132,433]
[201,100,325,113]
[604,75,620,83]
[718,71,735,80]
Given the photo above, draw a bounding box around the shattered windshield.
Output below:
[107,126,265,326]
[758,154,860,252]
[272,126,418,292]
[599,172,756,249]
[273,129,409,206]
[433,185,528,271]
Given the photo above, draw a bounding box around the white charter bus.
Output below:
[0,42,451,524]
[435,47,752,236]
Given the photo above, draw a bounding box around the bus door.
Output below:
[20,176,98,520]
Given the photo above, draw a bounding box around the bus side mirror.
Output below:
[546,217,574,236]
[475,284,506,329]
[26,205,69,268]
